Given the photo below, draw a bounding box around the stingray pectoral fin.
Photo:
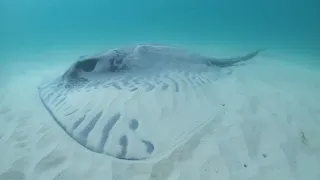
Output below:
[207,49,263,67]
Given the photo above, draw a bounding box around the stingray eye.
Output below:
[76,58,99,72]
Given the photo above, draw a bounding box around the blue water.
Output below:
[1,0,319,59]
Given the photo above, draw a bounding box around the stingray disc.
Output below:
[38,44,260,161]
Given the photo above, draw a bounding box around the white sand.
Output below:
[0,46,320,180]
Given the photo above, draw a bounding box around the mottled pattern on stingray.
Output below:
[38,44,261,161]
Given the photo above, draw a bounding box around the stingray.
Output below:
[38,44,261,162]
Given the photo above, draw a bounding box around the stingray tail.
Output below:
[207,49,264,67]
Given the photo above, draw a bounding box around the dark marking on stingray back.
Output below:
[109,50,130,72]
[97,113,121,153]
[73,115,86,130]
[118,135,128,159]
[142,140,155,154]
[129,119,139,131]
[77,111,103,145]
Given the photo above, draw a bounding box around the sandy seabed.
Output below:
[0,46,319,180]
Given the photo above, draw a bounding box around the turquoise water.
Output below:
[1,0,319,59]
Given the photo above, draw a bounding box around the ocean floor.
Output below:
[0,44,319,180]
